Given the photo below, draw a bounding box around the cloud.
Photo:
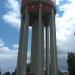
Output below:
[2,0,32,30]
[3,0,21,29]
[27,50,31,63]
[56,0,75,54]
[0,39,18,73]
[0,38,31,73]
[13,44,19,49]
[56,0,61,5]
[56,0,75,72]
[0,39,4,47]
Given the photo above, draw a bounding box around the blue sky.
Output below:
[0,0,75,73]
[0,0,19,47]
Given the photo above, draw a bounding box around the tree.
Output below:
[12,72,16,75]
[4,72,10,75]
[0,71,1,75]
[67,52,75,75]
[58,70,63,75]
[0,67,1,75]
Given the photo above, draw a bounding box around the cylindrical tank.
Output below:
[27,0,56,26]
[21,0,56,19]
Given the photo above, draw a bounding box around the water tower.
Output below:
[16,0,58,75]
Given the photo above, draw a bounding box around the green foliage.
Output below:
[67,52,75,75]
[58,70,63,75]
[11,69,16,75]
[4,72,10,75]
[0,67,1,75]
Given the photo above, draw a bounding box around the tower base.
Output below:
[26,72,35,75]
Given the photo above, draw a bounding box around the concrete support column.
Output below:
[46,25,50,75]
[39,4,44,75]
[50,8,58,75]
[31,16,40,75]
[31,3,44,75]
[16,6,29,75]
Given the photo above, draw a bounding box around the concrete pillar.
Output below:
[16,6,29,75]
[31,16,40,75]
[31,4,44,75]
[46,25,50,75]
[39,4,44,75]
[50,8,58,75]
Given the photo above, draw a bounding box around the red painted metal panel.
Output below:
[29,3,52,13]
[29,3,39,12]
[22,0,26,6]
[21,1,53,17]
[21,0,26,16]
[50,0,56,4]
[42,4,52,13]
